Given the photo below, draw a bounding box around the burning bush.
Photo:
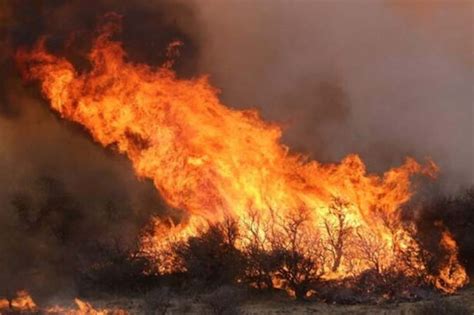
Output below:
[265,207,327,300]
[140,199,467,302]
[323,198,353,273]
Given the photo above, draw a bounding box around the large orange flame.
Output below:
[16,14,467,293]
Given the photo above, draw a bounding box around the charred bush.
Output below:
[269,208,326,300]
[241,246,281,291]
[174,218,245,288]
[76,240,159,295]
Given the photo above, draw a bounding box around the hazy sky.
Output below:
[190,0,473,191]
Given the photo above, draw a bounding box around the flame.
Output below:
[15,14,467,293]
[0,290,37,313]
[0,291,127,315]
[432,229,469,293]
[45,299,128,315]
[11,290,37,311]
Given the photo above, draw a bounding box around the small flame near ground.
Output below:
[15,13,468,295]
[0,291,127,315]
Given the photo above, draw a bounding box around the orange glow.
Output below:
[0,291,37,312]
[0,291,127,314]
[11,290,37,311]
[16,14,468,294]
[432,229,468,293]
[45,299,128,315]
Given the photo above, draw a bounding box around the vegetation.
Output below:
[2,176,472,313]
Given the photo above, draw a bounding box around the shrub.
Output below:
[173,218,245,288]
[76,240,159,295]
[269,208,326,300]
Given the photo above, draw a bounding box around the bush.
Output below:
[174,218,244,288]
[269,208,326,300]
[414,187,474,276]
[76,241,159,295]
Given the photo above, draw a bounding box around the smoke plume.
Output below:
[192,0,473,191]
[0,0,199,298]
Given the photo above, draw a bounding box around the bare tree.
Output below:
[241,209,278,290]
[270,207,326,300]
[323,197,353,272]
[355,228,387,274]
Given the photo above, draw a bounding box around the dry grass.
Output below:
[67,285,473,315]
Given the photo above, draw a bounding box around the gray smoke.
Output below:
[191,0,473,191]
[0,0,197,299]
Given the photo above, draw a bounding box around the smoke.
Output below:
[0,0,472,297]
[191,0,473,191]
[0,0,200,298]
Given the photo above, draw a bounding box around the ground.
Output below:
[69,286,474,314]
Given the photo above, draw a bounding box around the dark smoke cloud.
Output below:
[192,0,473,192]
[0,0,200,298]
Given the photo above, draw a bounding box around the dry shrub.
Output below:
[173,218,245,288]
[269,207,326,300]
[76,240,159,295]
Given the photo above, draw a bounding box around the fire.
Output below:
[16,14,468,294]
[0,290,37,313]
[45,299,128,315]
[431,226,468,293]
[0,291,127,315]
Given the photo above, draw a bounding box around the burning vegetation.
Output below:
[11,13,468,306]
[0,290,127,314]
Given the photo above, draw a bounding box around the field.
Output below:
[56,285,474,315]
